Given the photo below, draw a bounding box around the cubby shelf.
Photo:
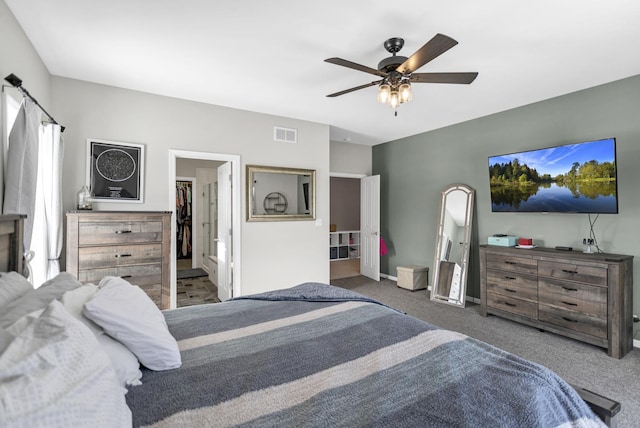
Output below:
[329,230,360,261]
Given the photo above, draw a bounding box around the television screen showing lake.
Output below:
[490,182,617,213]
[488,138,618,213]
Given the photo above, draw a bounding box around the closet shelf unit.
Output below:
[330,231,360,261]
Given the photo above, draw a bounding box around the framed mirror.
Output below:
[246,165,316,222]
[430,183,474,307]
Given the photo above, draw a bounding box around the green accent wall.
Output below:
[373,75,640,333]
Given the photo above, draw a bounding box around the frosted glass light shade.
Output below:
[389,91,399,109]
[377,84,391,103]
[399,82,412,103]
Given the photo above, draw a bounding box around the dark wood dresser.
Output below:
[66,211,172,309]
[479,245,633,358]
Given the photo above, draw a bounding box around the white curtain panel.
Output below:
[40,123,64,281]
[3,98,64,286]
[3,98,40,249]
[28,122,64,286]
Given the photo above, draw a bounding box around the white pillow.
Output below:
[0,300,131,427]
[84,276,181,371]
[0,272,33,308]
[0,272,82,329]
[61,285,143,387]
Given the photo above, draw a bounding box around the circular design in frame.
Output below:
[95,148,137,182]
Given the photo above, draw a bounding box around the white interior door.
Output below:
[360,175,380,281]
[217,162,232,301]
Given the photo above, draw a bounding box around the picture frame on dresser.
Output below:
[87,138,145,203]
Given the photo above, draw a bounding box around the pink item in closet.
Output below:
[380,237,388,256]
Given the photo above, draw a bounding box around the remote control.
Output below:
[555,246,573,251]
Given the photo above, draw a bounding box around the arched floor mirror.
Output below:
[430,183,474,307]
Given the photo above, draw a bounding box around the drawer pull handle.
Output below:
[562,316,578,323]
[561,300,578,307]
[115,230,132,234]
[120,275,132,279]
[504,261,516,265]
[504,302,517,307]
[561,269,578,274]
[504,276,516,280]
[562,286,578,292]
[504,288,517,293]
[115,253,132,258]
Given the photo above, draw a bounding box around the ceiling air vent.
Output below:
[274,126,297,143]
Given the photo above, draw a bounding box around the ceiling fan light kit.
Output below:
[325,33,478,113]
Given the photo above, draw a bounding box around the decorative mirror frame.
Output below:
[246,165,316,222]
[430,183,475,307]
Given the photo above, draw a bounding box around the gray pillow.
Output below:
[0,272,33,309]
[0,272,82,329]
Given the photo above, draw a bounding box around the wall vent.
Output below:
[274,126,297,143]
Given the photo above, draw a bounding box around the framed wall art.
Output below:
[87,138,145,203]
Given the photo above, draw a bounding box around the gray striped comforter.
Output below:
[126,283,605,427]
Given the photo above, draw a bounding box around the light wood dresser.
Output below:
[66,211,172,309]
[479,245,633,358]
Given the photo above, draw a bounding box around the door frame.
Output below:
[169,150,242,308]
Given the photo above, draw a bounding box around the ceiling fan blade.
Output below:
[410,72,478,84]
[325,58,387,77]
[326,80,382,97]
[397,33,459,74]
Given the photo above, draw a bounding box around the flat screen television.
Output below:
[488,138,618,213]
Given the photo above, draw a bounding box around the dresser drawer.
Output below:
[487,292,538,318]
[79,265,162,307]
[78,221,164,246]
[78,244,162,269]
[486,269,537,301]
[78,264,162,285]
[539,304,607,339]
[538,261,607,286]
[538,279,606,318]
[486,253,537,275]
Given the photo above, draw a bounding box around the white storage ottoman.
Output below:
[396,265,429,291]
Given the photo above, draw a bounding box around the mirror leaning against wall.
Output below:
[430,183,475,307]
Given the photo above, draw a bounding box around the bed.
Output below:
[0,215,618,427]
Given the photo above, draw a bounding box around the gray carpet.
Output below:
[331,275,640,427]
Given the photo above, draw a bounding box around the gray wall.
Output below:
[330,140,372,175]
[49,76,330,296]
[373,75,640,331]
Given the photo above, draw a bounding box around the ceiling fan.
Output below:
[324,33,478,112]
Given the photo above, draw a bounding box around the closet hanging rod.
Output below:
[3,73,65,132]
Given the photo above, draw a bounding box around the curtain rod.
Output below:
[3,73,65,132]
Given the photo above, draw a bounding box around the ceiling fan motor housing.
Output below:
[378,55,408,73]
[378,37,407,73]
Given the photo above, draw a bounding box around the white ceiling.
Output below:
[6,0,640,146]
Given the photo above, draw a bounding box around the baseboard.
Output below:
[634,338,640,349]
[381,273,397,281]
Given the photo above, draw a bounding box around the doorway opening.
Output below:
[169,150,242,309]
[330,176,361,280]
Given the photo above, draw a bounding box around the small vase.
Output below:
[77,185,94,210]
